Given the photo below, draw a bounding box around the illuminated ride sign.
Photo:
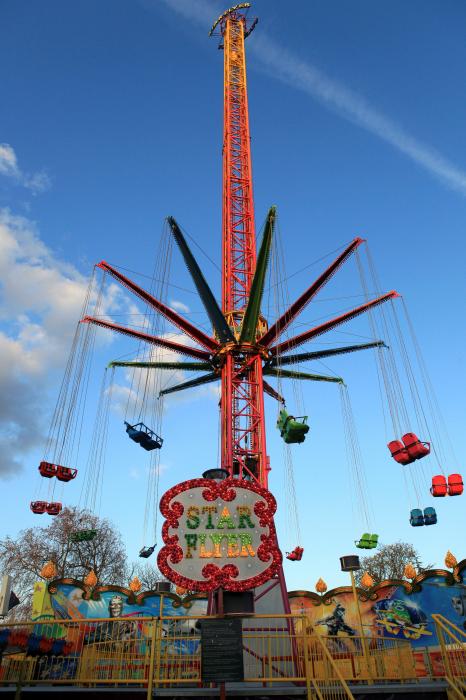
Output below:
[157,477,282,592]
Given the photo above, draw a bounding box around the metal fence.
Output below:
[0,613,431,699]
[432,613,466,699]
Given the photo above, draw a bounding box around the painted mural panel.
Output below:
[289,565,466,651]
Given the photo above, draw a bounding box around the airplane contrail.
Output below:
[155,0,466,197]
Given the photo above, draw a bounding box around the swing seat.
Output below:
[56,466,78,482]
[125,422,163,450]
[139,545,155,559]
[387,440,414,465]
[38,461,57,478]
[140,434,163,451]
[30,501,48,514]
[46,502,62,516]
[355,533,371,549]
[423,506,437,525]
[368,534,379,549]
[125,422,146,444]
[70,529,97,543]
[447,473,463,496]
[430,475,448,497]
[410,508,424,527]
[277,410,309,444]
[286,546,303,561]
[402,433,430,460]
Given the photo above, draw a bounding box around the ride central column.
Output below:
[213,6,267,485]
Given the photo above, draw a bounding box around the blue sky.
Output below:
[1,0,466,591]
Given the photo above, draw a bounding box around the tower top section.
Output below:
[209,3,258,47]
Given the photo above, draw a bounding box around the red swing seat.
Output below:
[56,466,78,482]
[286,546,304,561]
[46,502,62,516]
[38,461,57,478]
[430,475,448,497]
[30,501,48,514]
[447,473,464,496]
[387,440,414,465]
[402,433,430,460]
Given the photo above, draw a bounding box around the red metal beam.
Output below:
[259,237,364,348]
[81,316,212,361]
[96,261,219,353]
[270,291,399,355]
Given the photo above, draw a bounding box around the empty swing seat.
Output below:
[277,410,309,445]
[355,533,371,549]
[286,546,304,561]
[125,422,163,451]
[46,502,62,516]
[355,533,379,550]
[70,529,97,543]
[56,466,78,482]
[387,440,414,465]
[139,545,155,559]
[423,507,437,525]
[410,509,424,527]
[431,475,448,497]
[38,461,57,478]
[30,501,48,514]
[402,433,430,460]
[447,473,464,496]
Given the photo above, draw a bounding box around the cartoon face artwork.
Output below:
[109,595,124,618]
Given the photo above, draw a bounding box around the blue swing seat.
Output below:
[423,507,437,526]
[410,508,424,527]
[125,422,163,451]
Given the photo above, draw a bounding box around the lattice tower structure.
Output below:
[216,7,268,488]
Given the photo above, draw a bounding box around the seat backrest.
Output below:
[424,507,436,516]
[448,473,463,484]
[387,440,404,454]
[402,433,419,447]
[369,534,379,546]
[411,508,422,517]
[432,475,447,485]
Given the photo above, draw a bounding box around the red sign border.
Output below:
[157,477,282,592]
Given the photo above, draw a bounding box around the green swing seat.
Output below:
[355,533,378,550]
[69,529,97,543]
[276,409,310,444]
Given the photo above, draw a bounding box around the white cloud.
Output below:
[0,209,129,478]
[170,299,190,313]
[156,0,466,197]
[0,143,51,194]
[0,144,20,179]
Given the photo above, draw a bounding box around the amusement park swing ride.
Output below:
[30,4,463,601]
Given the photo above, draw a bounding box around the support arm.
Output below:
[81,316,212,361]
[96,261,219,352]
[259,237,364,347]
[262,380,285,404]
[108,361,213,371]
[239,206,276,343]
[167,217,235,344]
[264,367,343,383]
[159,372,219,397]
[269,341,386,366]
[271,291,399,355]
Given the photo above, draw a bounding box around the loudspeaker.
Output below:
[222,591,254,614]
[340,555,360,572]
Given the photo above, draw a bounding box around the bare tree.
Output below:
[355,541,434,586]
[0,507,128,619]
[126,561,168,591]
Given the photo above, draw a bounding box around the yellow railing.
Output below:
[0,614,422,699]
[432,613,466,699]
